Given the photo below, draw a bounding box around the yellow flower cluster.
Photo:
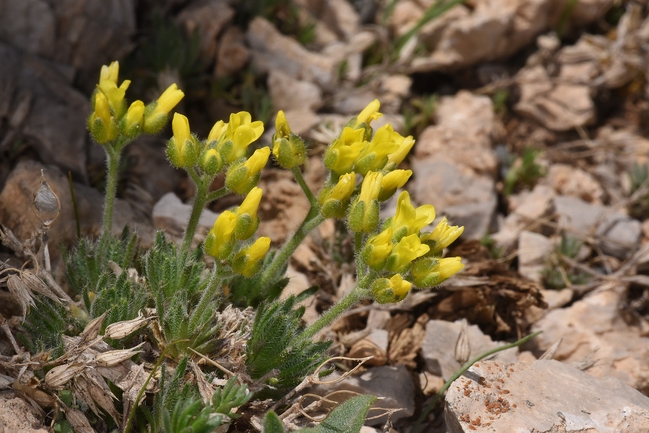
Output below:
[88,61,184,144]
[310,99,466,303]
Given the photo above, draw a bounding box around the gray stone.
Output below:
[246,17,338,90]
[268,69,323,112]
[421,320,518,381]
[0,42,89,179]
[152,192,219,238]
[553,195,641,260]
[446,359,649,433]
[533,284,649,393]
[178,0,234,62]
[215,26,250,77]
[312,365,415,426]
[517,231,553,283]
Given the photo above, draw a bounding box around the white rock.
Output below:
[380,75,412,97]
[517,231,553,283]
[421,320,518,381]
[517,65,595,131]
[268,69,323,112]
[246,17,338,90]
[152,192,219,237]
[445,359,649,433]
[548,163,604,204]
[312,365,415,426]
[215,26,250,77]
[533,284,649,392]
[177,0,234,61]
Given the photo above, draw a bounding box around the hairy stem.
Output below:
[291,166,317,208]
[179,175,209,264]
[99,144,120,259]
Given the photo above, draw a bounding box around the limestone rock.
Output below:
[268,69,323,112]
[517,231,553,283]
[553,195,641,260]
[246,17,339,90]
[515,66,595,131]
[547,163,604,204]
[421,320,518,381]
[413,92,498,239]
[0,43,89,179]
[533,284,649,393]
[178,0,234,62]
[0,393,48,433]
[0,161,154,255]
[152,192,219,238]
[311,365,415,426]
[445,359,649,433]
[215,26,250,77]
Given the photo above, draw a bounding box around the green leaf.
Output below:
[262,411,285,433]
[297,395,377,433]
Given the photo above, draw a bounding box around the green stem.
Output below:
[260,209,325,287]
[206,187,228,204]
[299,278,372,341]
[99,144,121,259]
[291,166,318,208]
[355,232,365,279]
[179,174,209,264]
[411,331,542,433]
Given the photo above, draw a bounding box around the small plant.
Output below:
[628,162,649,219]
[3,62,466,432]
[542,234,590,290]
[503,147,546,196]
[403,94,439,137]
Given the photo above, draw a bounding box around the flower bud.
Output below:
[225,147,270,195]
[218,112,265,164]
[353,124,400,175]
[386,135,415,169]
[411,256,463,288]
[88,92,117,144]
[122,100,145,138]
[166,113,199,168]
[386,234,429,273]
[200,148,224,176]
[319,172,356,218]
[234,187,262,240]
[232,237,271,277]
[361,227,393,270]
[420,217,465,256]
[378,169,412,201]
[143,84,185,134]
[348,171,382,233]
[323,127,365,176]
[204,211,237,259]
[371,274,412,304]
[273,135,307,169]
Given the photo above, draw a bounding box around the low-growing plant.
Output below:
[503,146,546,196]
[2,61,466,432]
[542,234,590,290]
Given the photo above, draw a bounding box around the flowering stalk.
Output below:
[179,171,209,264]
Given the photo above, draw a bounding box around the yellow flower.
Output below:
[166,113,199,168]
[123,100,145,137]
[96,61,130,119]
[319,172,356,218]
[225,147,271,195]
[348,171,383,233]
[354,124,401,175]
[88,92,117,143]
[273,111,306,169]
[99,61,119,84]
[233,237,271,277]
[143,84,185,134]
[324,127,366,175]
[411,256,464,288]
[386,233,430,273]
[390,191,435,241]
[362,227,393,270]
[208,120,227,143]
[234,187,263,240]
[371,274,412,304]
[386,134,415,168]
[421,217,465,256]
[378,169,412,201]
[275,110,291,138]
[204,210,238,259]
[356,99,382,126]
[218,111,265,163]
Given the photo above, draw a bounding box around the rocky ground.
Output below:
[1,0,649,432]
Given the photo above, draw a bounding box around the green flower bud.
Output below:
[88,92,117,144]
[143,84,185,134]
[200,148,224,176]
[225,147,270,195]
[232,237,271,277]
[122,100,145,138]
[234,187,262,240]
[166,113,199,168]
[348,171,382,233]
[411,256,464,288]
[371,274,411,304]
[319,172,356,218]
